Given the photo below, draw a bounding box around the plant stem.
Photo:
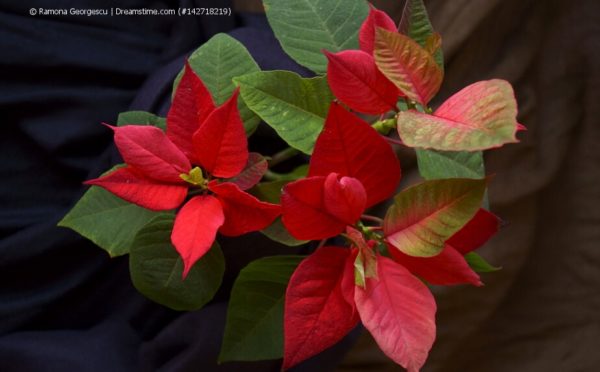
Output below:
[268,147,300,167]
[263,170,279,181]
[361,214,383,225]
[317,238,327,250]
[372,118,396,135]
[383,136,404,147]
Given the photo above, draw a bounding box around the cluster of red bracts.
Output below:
[85,6,507,371]
[86,63,280,277]
[279,101,499,371]
[326,6,523,152]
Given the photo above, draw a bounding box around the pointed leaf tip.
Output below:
[325,49,399,115]
[384,178,487,257]
[171,195,224,279]
[111,125,191,183]
[447,208,500,254]
[167,61,216,160]
[374,28,443,105]
[193,89,248,178]
[263,0,369,73]
[225,152,268,190]
[85,166,187,211]
[397,80,520,151]
[389,243,482,286]
[359,6,397,55]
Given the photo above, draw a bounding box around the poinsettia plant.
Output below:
[59,0,523,371]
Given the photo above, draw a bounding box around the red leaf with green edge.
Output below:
[384,178,487,257]
[110,124,191,183]
[447,208,501,254]
[323,173,367,226]
[424,33,442,57]
[374,28,443,105]
[167,62,216,159]
[283,246,359,370]
[389,243,481,286]
[359,5,397,55]
[397,80,522,151]
[325,50,399,115]
[308,103,401,208]
[172,195,224,278]
[225,152,267,190]
[355,256,436,372]
[208,181,280,237]
[281,176,347,241]
[193,88,248,178]
[85,166,187,211]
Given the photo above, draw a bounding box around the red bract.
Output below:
[167,62,216,160]
[283,246,358,370]
[87,63,280,277]
[388,209,500,286]
[389,244,482,287]
[283,242,438,371]
[359,5,397,56]
[281,103,401,240]
[325,50,399,115]
[325,6,403,115]
[354,256,436,372]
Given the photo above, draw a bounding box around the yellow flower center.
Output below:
[180,167,207,188]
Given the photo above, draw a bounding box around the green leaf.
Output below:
[219,255,304,362]
[384,178,487,257]
[416,150,484,180]
[173,33,261,134]
[250,180,288,204]
[464,252,501,273]
[261,218,308,247]
[117,111,166,131]
[264,164,309,182]
[58,174,162,257]
[235,71,333,154]
[129,214,224,311]
[263,0,369,74]
[399,0,444,68]
[416,150,489,209]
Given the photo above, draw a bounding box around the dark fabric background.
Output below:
[0,1,356,371]
[340,0,600,371]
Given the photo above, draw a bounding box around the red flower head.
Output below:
[281,102,401,240]
[86,63,280,277]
